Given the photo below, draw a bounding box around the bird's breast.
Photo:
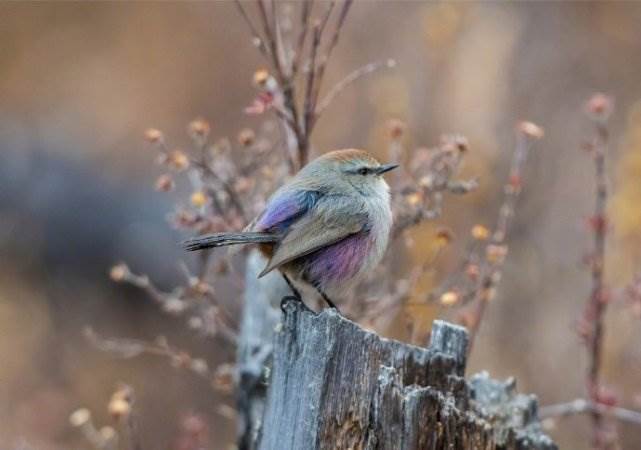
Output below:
[363,191,393,259]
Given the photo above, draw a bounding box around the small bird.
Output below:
[183,149,397,310]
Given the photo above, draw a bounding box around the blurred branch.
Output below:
[391,134,478,240]
[109,263,238,345]
[84,328,218,382]
[71,386,143,450]
[291,0,313,78]
[316,59,396,116]
[313,0,352,89]
[239,0,362,170]
[234,1,270,58]
[351,130,478,331]
[580,93,614,449]
[540,398,641,426]
[418,123,543,353]
[109,263,171,306]
[464,121,543,354]
[360,235,446,330]
[191,158,248,222]
[303,22,321,148]
[257,0,282,75]
[306,0,352,133]
[69,408,118,450]
[317,1,336,37]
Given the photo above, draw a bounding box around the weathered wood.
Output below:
[236,250,288,450]
[258,299,557,450]
[469,372,556,449]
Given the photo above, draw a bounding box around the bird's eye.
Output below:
[357,167,369,175]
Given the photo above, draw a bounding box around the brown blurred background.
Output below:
[2,2,641,449]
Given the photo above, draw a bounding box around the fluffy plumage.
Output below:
[183,148,395,303]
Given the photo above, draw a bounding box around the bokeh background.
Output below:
[2,2,641,449]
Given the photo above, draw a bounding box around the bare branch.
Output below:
[310,0,353,107]
[540,398,641,426]
[257,0,285,82]
[316,59,396,116]
[303,22,322,144]
[84,328,220,380]
[317,1,336,38]
[271,0,287,75]
[190,158,248,222]
[321,0,352,67]
[465,124,543,353]
[291,0,314,78]
[581,93,614,446]
[233,0,270,57]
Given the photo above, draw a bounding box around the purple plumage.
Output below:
[183,148,396,309]
[255,191,318,233]
[303,231,372,288]
[254,188,374,290]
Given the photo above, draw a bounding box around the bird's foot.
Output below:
[280,295,316,316]
[315,288,342,315]
[322,297,341,314]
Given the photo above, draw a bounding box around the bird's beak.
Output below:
[375,163,399,175]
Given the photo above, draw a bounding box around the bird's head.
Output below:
[304,149,398,197]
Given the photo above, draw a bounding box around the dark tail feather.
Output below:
[182,232,278,251]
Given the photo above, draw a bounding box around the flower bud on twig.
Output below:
[109,263,130,283]
[144,128,164,145]
[188,118,211,139]
[154,174,175,192]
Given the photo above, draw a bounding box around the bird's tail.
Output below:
[182,231,278,251]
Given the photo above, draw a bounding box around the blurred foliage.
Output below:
[2,2,641,449]
[612,101,641,281]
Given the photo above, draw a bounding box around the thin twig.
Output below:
[362,244,445,325]
[317,0,336,38]
[316,59,396,116]
[236,0,305,170]
[466,123,543,353]
[390,136,477,241]
[291,0,314,78]
[271,0,287,74]
[118,269,172,307]
[540,398,641,426]
[307,0,353,131]
[318,0,352,70]
[303,22,321,147]
[583,94,613,448]
[270,102,298,130]
[257,0,284,79]
[191,159,247,221]
[233,0,270,57]
[84,328,224,377]
[125,413,143,450]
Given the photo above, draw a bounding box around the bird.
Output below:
[183,149,398,311]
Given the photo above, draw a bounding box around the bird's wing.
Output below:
[252,189,321,234]
[259,196,367,277]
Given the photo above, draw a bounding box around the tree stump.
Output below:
[237,251,288,450]
[257,299,557,450]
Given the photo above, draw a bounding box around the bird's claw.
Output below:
[280,295,316,316]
